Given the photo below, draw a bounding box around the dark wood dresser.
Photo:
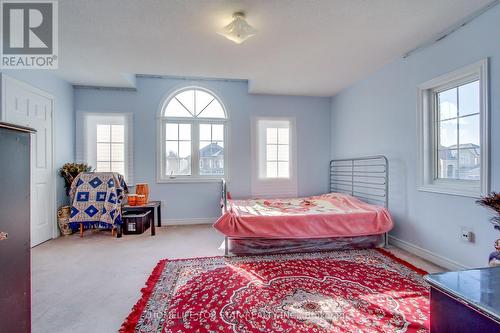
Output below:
[425,266,500,333]
[0,122,34,332]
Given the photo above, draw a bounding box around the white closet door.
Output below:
[3,76,54,247]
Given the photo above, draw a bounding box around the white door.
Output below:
[2,76,54,247]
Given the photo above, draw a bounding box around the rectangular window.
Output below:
[417,60,489,197]
[265,127,289,178]
[252,118,297,197]
[165,123,192,176]
[199,123,224,176]
[436,81,480,181]
[96,124,125,175]
[76,112,134,184]
[159,121,226,181]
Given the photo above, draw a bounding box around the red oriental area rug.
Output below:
[120,249,430,333]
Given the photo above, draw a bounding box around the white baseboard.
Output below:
[162,217,217,226]
[388,235,469,271]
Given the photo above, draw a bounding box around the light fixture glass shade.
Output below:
[218,12,257,44]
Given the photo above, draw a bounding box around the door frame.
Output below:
[1,74,58,242]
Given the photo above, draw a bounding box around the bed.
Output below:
[214,155,393,256]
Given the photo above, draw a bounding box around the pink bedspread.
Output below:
[213,193,393,239]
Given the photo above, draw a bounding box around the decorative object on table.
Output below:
[68,172,128,237]
[58,163,93,196]
[489,239,500,267]
[120,249,429,333]
[136,195,146,206]
[127,194,138,206]
[476,193,500,266]
[122,211,151,235]
[135,183,149,203]
[57,206,73,236]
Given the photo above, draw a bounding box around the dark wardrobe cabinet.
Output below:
[0,122,34,332]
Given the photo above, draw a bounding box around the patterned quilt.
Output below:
[68,172,128,230]
[214,193,393,239]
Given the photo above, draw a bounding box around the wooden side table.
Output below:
[121,201,162,237]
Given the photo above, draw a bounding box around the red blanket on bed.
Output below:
[213,193,393,239]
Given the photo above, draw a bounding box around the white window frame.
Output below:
[76,111,134,185]
[156,86,229,183]
[251,117,298,197]
[417,59,489,197]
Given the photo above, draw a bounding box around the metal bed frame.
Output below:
[329,155,389,247]
[221,155,389,256]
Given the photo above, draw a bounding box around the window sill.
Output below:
[417,184,481,198]
[156,177,225,184]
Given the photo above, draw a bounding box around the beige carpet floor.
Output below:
[32,225,444,333]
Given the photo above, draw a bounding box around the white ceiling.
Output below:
[58,0,495,96]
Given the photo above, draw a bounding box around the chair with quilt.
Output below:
[68,172,128,237]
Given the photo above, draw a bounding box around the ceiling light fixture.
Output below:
[218,12,257,44]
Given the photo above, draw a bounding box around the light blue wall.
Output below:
[0,70,75,207]
[75,78,331,221]
[330,4,500,268]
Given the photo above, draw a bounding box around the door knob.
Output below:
[0,232,8,241]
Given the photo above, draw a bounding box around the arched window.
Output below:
[158,87,228,181]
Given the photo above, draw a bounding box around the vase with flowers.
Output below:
[476,192,500,266]
[58,163,93,196]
